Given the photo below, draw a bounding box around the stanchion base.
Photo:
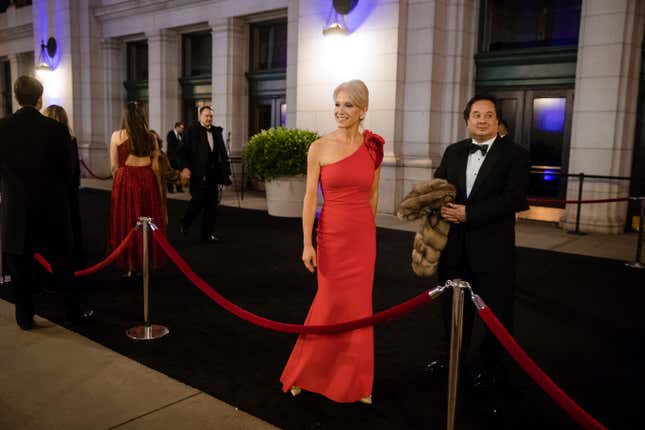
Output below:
[126,324,170,340]
[625,261,645,270]
[567,231,587,236]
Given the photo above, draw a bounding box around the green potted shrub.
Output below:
[243,127,320,217]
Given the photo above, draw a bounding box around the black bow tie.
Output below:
[468,143,489,156]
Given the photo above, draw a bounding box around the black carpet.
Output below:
[1,188,644,430]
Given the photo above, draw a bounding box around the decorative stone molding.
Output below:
[94,0,212,21]
[0,23,32,41]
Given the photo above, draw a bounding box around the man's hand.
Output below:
[180,168,191,181]
[441,203,467,224]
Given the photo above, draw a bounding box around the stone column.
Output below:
[211,18,247,154]
[147,29,181,139]
[29,0,112,176]
[74,0,112,178]
[102,37,124,153]
[397,0,478,200]
[286,0,299,128]
[211,18,247,189]
[564,0,645,233]
[8,53,21,113]
[8,52,32,112]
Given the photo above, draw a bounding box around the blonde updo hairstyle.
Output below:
[43,104,73,138]
[333,79,369,123]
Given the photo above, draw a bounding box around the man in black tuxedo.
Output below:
[179,106,231,242]
[0,76,91,329]
[431,95,530,387]
[166,121,184,193]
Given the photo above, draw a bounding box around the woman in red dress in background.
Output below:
[108,102,166,275]
[280,80,384,404]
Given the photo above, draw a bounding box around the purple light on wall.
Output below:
[280,103,287,127]
[316,0,377,34]
[533,98,566,133]
[543,169,557,181]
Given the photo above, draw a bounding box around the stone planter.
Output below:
[265,175,306,217]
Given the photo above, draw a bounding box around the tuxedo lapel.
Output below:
[467,136,503,202]
[455,141,469,200]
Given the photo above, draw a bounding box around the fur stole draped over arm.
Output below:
[397,179,456,277]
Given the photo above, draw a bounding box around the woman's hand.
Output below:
[302,245,317,273]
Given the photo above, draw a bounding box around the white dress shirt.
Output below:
[466,136,496,198]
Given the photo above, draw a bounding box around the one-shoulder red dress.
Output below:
[280,130,385,402]
[108,142,166,272]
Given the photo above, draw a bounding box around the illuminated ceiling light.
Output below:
[36,37,57,73]
[322,0,358,36]
[323,20,347,37]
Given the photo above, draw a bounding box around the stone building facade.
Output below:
[0,0,643,233]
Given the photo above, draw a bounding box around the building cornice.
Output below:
[0,23,32,42]
[94,0,215,21]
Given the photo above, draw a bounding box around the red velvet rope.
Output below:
[33,227,138,277]
[477,306,607,430]
[152,229,436,334]
[80,158,112,180]
[528,197,629,205]
[33,254,53,274]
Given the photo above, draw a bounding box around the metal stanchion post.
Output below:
[446,279,468,430]
[569,172,586,235]
[126,217,169,340]
[626,197,644,270]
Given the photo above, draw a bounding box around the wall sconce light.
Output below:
[36,37,57,72]
[323,0,358,36]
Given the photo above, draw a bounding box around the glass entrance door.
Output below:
[249,96,286,137]
[524,90,573,202]
[484,89,573,204]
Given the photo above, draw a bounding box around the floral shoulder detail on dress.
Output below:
[363,129,385,169]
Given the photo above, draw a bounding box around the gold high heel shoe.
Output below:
[359,395,372,405]
[289,386,302,396]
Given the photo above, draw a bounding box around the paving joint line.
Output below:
[547,236,582,251]
[107,391,202,429]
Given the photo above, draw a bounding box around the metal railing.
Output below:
[529,168,637,235]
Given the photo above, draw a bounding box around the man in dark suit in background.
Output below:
[0,76,92,329]
[430,95,530,395]
[179,106,231,242]
[166,121,184,193]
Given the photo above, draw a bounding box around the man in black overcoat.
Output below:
[165,121,184,193]
[179,106,231,242]
[431,95,530,391]
[0,76,90,329]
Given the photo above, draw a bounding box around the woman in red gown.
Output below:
[280,80,384,403]
[108,102,166,274]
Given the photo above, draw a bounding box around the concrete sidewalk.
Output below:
[0,300,277,430]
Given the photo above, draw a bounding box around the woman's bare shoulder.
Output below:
[111,129,128,145]
[308,136,326,152]
[312,131,341,149]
